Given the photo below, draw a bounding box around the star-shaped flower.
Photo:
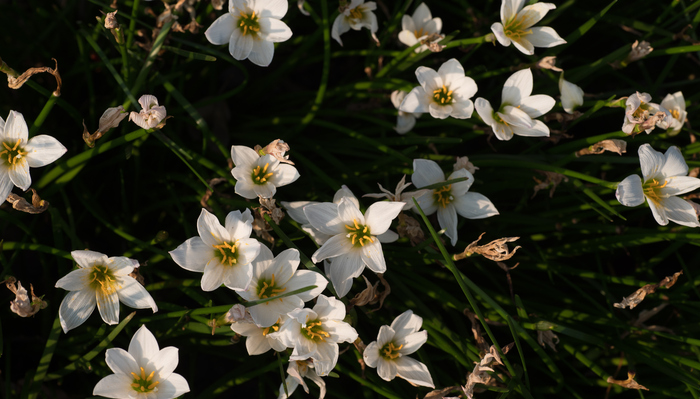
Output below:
[331,0,378,46]
[616,144,700,227]
[93,325,190,399]
[55,250,158,333]
[363,310,434,388]
[0,110,66,203]
[411,159,498,246]
[491,0,566,55]
[400,59,478,120]
[475,68,555,140]
[398,3,442,53]
[231,315,289,355]
[169,208,262,291]
[205,0,293,66]
[231,145,300,199]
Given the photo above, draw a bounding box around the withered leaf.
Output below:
[614,271,683,309]
[423,386,460,399]
[576,139,627,157]
[454,232,521,262]
[607,372,648,391]
[6,189,49,214]
[537,330,559,352]
[5,58,62,96]
[532,170,568,199]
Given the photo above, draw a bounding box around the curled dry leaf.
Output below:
[537,330,559,351]
[536,56,563,72]
[532,170,568,199]
[349,274,390,311]
[465,311,490,355]
[454,232,521,262]
[83,106,128,147]
[633,303,668,327]
[4,58,62,96]
[6,189,49,214]
[6,276,47,317]
[423,387,461,399]
[607,372,649,391]
[576,139,627,157]
[614,271,683,309]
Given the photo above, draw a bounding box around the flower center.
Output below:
[301,320,330,341]
[252,163,274,185]
[380,341,403,360]
[642,178,669,205]
[503,15,533,39]
[257,273,287,299]
[262,319,281,336]
[414,28,425,38]
[345,218,374,247]
[671,109,681,120]
[88,264,119,295]
[131,366,160,393]
[0,139,27,166]
[348,6,363,19]
[213,242,238,266]
[433,184,453,208]
[238,10,260,36]
[432,85,453,105]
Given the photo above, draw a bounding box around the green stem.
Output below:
[27,315,62,399]
[127,20,173,109]
[30,94,58,135]
[443,34,492,49]
[126,0,140,50]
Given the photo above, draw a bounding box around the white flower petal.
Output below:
[452,192,499,219]
[230,31,254,61]
[475,97,496,126]
[413,2,432,25]
[390,310,422,338]
[286,270,327,302]
[258,0,289,19]
[519,94,555,118]
[169,237,212,273]
[501,0,524,24]
[55,268,90,291]
[665,197,700,227]
[4,111,28,142]
[662,176,700,197]
[437,59,465,88]
[96,289,120,325]
[449,99,474,119]
[648,197,669,226]
[396,113,417,134]
[71,250,109,269]
[224,262,253,291]
[155,373,190,399]
[260,17,292,42]
[437,205,458,246]
[661,146,688,177]
[638,144,666,181]
[205,13,235,45]
[398,30,418,47]
[281,201,313,224]
[149,346,179,381]
[412,159,445,189]
[361,240,385,273]
[527,26,566,48]
[104,347,138,376]
[447,168,473,196]
[491,22,511,46]
[363,341,380,367]
[377,229,399,243]
[615,174,644,207]
[116,277,158,312]
[399,330,428,355]
[231,145,259,168]
[331,14,351,45]
[249,39,275,67]
[0,166,13,204]
[93,374,133,398]
[517,3,556,28]
[59,289,96,332]
[415,66,442,92]
[304,202,346,236]
[395,356,434,388]
[201,260,228,291]
[24,135,67,168]
[400,87,429,113]
[327,253,365,297]
[512,119,550,137]
[364,201,404,235]
[129,325,161,366]
[428,103,452,119]
[376,357,398,381]
[197,208,229,247]
[8,163,30,191]
[502,68,533,106]
[270,163,300,187]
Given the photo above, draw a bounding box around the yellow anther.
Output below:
[147,371,155,382]
[671,109,681,120]
[147,381,160,390]
[131,383,140,388]
[349,7,363,19]
[251,11,256,19]
[304,321,330,341]
[414,28,425,38]
[362,225,368,233]
[353,219,360,229]
[140,367,146,380]
[382,342,403,360]
[213,242,237,266]
[131,372,139,379]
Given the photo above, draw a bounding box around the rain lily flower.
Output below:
[622,92,669,135]
[231,145,300,199]
[236,246,327,327]
[491,0,566,55]
[616,144,700,227]
[169,208,262,291]
[304,198,404,297]
[559,72,584,114]
[398,3,442,53]
[400,59,478,120]
[129,95,167,129]
[7,278,46,317]
[275,295,358,376]
[55,250,158,333]
[363,310,434,388]
[411,159,498,246]
[204,0,293,66]
[93,325,190,398]
[278,360,326,399]
[475,68,555,140]
[363,174,429,211]
[331,0,378,46]
[390,90,421,134]
[0,110,66,203]
[231,315,289,355]
[660,91,686,136]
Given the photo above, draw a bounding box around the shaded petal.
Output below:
[363,341,380,367]
[365,201,404,235]
[268,247,299,284]
[230,31,254,61]
[648,197,669,226]
[512,118,549,137]
[413,2,432,26]
[311,234,353,263]
[396,113,417,134]
[415,66,442,92]
[246,330,274,355]
[501,0,525,23]
[401,14,415,32]
[149,346,179,381]
[398,30,418,47]
[399,87,428,114]
[527,26,566,48]
[376,357,398,381]
[4,111,28,142]
[615,175,644,207]
[449,99,474,119]
[281,201,313,224]
[447,168,473,196]
[337,197,365,225]
[0,166,13,204]
[8,163,30,191]
[116,276,158,312]
[638,144,666,181]
[400,330,428,355]
[24,135,67,168]
[395,356,434,388]
[377,229,399,243]
[55,268,90,291]
[361,240,386,273]
[249,39,275,67]
[205,13,235,45]
[491,22,511,46]
[502,69,533,106]
[231,145,259,168]
[437,205,458,246]
[428,103,452,119]
[390,310,423,339]
[437,59,465,89]
[258,0,288,19]
[286,270,328,302]
[326,320,358,343]
[71,250,108,269]
[314,294,346,320]
[201,260,228,291]
[412,159,445,189]
[223,263,253,291]
[304,202,345,235]
[517,3,556,28]
[225,209,254,240]
[327,253,364,297]
[155,373,190,399]
[662,176,700,197]
[96,288,120,325]
[519,94,555,118]
[475,97,496,126]
[260,17,292,42]
[169,237,213,272]
[331,14,351,46]
[197,208,229,247]
[453,192,499,219]
[664,196,700,227]
[270,163,300,187]
[105,348,138,376]
[661,146,689,177]
[93,374,133,398]
[129,325,160,366]
[59,289,96,332]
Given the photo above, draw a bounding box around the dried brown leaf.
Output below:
[576,139,628,157]
[199,177,227,211]
[536,56,563,72]
[532,170,568,199]
[349,275,379,308]
[614,271,683,309]
[6,189,49,214]
[5,58,62,96]
[454,232,521,262]
[607,372,648,391]
[423,386,460,399]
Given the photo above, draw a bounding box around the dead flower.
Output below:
[607,372,648,391]
[6,189,50,214]
[348,274,390,311]
[423,386,461,399]
[199,177,228,211]
[454,232,521,262]
[251,196,285,244]
[532,170,568,199]
[576,139,627,157]
[363,175,427,211]
[537,330,559,351]
[6,277,47,317]
[83,105,128,147]
[454,156,479,174]
[2,58,62,96]
[224,304,254,323]
[614,271,683,309]
[397,212,425,246]
[536,56,563,72]
[103,10,119,29]
[462,345,509,399]
[613,40,653,69]
[129,267,145,285]
[254,139,294,165]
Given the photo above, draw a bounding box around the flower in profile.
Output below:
[0,111,67,203]
[559,72,584,114]
[616,144,700,227]
[93,325,190,399]
[236,246,327,327]
[411,159,498,246]
[304,198,404,297]
[331,0,378,46]
[276,295,358,376]
[363,174,428,212]
[169,208,262,291]
[491,0,566,55]
[660,91,686,136]
[204,0,293,66]
[231,315,289,355]
[390,90,421,134]
[398,3,442,53]
[129,95,167,129]
[400,59,478,120]
[475,68,555,140]
[278,359,326,399]
[6,277,46,317]
[622,92,669,135]
[231,145,300,199]
[55,250,158,333]
[363,310,434,388]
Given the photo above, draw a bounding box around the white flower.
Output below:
[411,159,498,246]
[169,208,262,291]
[398,3,442,53]
[363,310,434,388]
[559,72,583,114]
[475,68,555,141]
[98,105,128,133]
[237,246,327,327]
[622,92,669,135]
[55,251,158,333]
[331,0,378,46]
[93,325,190,399]
[204,0,293,66]
[281,185,359,245]
[231,145,300,199]
[278,360,326,399]
[276,295,358,376]
[400,59,478,120]
[304,198,404,297]
[129,95,167,129]
[660,91,686,136]
[390,90,421,134]
[231,315,289,355]
[491,0,566,55]
[616,144,700,227]
[0,111,66,203]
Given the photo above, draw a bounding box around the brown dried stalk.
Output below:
[576,139,627,157]
[607,372,648,391]
[454,232,521,262]
[6,189,49,214]
[2,58,62,96]
[614,271,682,309]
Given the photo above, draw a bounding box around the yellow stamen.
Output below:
[349,7,363,19]
[414,28,425,38]
[213,242,237,266]
[382,342,403,360]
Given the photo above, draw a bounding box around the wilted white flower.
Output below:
[390,90,421,134]
[7,279,46,317]
[363,174,428,211]
[660,91,686,136]
[622,92,669,135]
[224,304,254,323]
[331,0,378,46]
[491,0,566,55]
[129,95,167,129]
[98,106,128,133]
[204,0,293,66]
[398,3,442,53]
[453,156,478,174]
[559,72,583,114]
[231,145,300,199]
